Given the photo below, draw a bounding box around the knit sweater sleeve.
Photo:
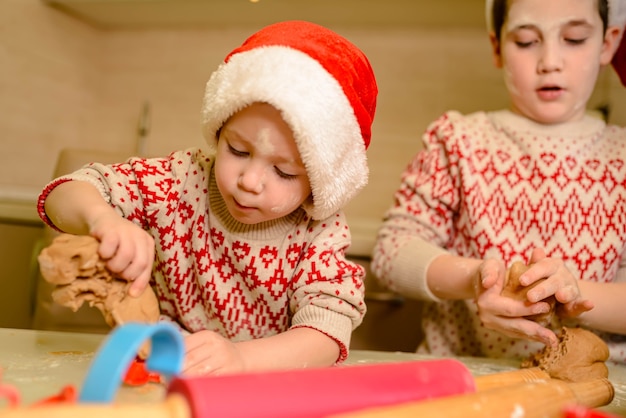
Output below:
[289,212,366,362]
[37,148,205,230]
[371,111,466,301]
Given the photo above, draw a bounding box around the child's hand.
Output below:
[183,330,245,376]
[88,211,155,297]
[473,258,559,348]
[524,248,594,319]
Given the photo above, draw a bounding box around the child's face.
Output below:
[492,0,619,124]
[214,103,312,225]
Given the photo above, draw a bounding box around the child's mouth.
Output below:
[234,199,254,210]
[537,85,563,100]
[539,86,562,91]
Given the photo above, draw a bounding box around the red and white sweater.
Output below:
[372,110,626,364]
[38,148,366,362]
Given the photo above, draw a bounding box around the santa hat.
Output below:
[202,20,378,220]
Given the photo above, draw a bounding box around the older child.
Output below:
[38,20,377,375]
[372,0,626,363]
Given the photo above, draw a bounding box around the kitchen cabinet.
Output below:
[349,256,423,352]
[0,219,43,329]
[0,187,43,329]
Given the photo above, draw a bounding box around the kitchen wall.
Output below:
[2,0,625,331]
[4,0,626,237]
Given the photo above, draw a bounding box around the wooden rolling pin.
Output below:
[0,363,553,418]
[473,366,550,391]
[331,377,615,418]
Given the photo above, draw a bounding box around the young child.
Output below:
[372,0,626,364]
[37,20,378,375]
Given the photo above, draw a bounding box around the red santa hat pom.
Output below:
[202,20,378,220]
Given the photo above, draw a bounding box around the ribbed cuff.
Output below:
[392,237,448,302]
[291,304,353,362]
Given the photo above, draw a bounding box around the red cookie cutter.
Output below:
[123,357,162,386]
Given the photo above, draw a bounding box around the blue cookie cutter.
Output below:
[79,322,184,403]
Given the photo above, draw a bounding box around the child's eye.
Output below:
[228,144,248,157]
[565,38,586,45]
[512,30,538,48]
[274,167,298,180]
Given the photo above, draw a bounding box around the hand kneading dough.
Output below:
[521,327,609,382]
[38,233,159,327]
[501,261,557,326]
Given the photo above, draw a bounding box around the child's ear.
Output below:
[600,26,623,65]
[489,31,503,68]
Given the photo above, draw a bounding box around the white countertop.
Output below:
[0,328,624,415]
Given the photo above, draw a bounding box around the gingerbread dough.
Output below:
[502,261,557,326]
[521,327,609,382]
[38,233,159,327]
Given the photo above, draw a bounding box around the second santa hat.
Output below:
[202,20,378,220]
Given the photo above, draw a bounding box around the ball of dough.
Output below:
[501,261,557,327]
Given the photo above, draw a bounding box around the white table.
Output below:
[0,328,624,415]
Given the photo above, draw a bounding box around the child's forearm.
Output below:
[44,181,115,235]
[426,254,482,300]
[576,280,626,335]
[235,327,340,372]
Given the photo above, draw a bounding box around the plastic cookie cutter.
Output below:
[33,385,77,405]
[79,322,184,403]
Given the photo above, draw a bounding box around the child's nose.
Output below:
[538,42,563,73]
[238,163,265,193]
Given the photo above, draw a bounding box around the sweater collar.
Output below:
[489,110,606,139]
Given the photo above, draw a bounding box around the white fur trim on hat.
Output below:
[202,45,368,221]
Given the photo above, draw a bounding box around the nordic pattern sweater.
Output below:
[372,110,626,364]
[38,148,366,362]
